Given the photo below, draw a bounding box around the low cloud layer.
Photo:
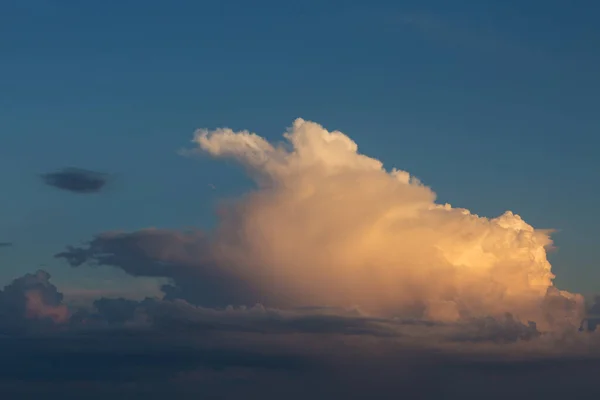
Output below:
[41,167,109,194]
[0,268,599,398]
[58,119,582,331]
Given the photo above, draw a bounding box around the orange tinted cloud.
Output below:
[190,119,582,330]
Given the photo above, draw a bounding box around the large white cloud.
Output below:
[191,118,582,329]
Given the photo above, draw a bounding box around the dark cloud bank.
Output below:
[1,266,600,399]
[41,167,109,194]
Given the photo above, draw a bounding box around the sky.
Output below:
[1,1,600,397]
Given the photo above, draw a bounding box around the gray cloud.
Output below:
[0,242,12,248]
[0,270,69,334]
[55,229,258,307]
[41,167,109,194]
[79,298,403,338]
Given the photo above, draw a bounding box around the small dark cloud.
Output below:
[0,242,12,248]
[41,167,109,194]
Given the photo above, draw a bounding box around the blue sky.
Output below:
[0,0,598,297]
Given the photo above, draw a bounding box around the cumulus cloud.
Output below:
[57,119,583,331]
[0,270,69,333]
[41,167,109,194]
